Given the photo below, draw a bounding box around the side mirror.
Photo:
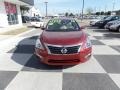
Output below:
[41,26,45,30]
[80,26,86,30]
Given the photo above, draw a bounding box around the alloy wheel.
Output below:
[119,27,120,32]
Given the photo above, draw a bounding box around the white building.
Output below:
[0,0,34,28]
[29,7,42,17]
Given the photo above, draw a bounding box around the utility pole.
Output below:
[94,7,96,14]
[81,0,84,21]
[105,5,107,13]
[112,0,115,11]
[44,2,48,17]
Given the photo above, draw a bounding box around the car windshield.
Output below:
[31,17,40,22]
[105,16,113,20]
[46,19,80,31]
[101,16,108,20]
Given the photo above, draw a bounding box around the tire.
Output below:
[108,29,112,31]
[118,27,120,32]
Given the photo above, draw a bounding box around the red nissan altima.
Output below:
[35,18,92,65]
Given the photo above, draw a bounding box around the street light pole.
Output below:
[105,5,107,13]
[44,2,48,17]
[112,0,115,11]
[81,0,84,21]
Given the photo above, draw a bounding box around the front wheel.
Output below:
[108,29,112,31]
[118,27,120,32]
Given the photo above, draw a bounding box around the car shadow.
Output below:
[88,26,120,39]
[9,36,74,72]
[103,33,120,38]
[87,26,99,29]
[92,29,110,33]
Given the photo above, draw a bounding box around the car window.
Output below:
[105,16,113,20]
[31,18,40,22]
[46,19,80,31]
[112,16,119,20]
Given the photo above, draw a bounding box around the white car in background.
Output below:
[104,19,120,30]
[30,17,44,28]
[109,22,120,32]
[90,17,101,26]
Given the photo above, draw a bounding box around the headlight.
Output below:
[80,37,92,52]
[116,22,120,24]
[85,37,92,48]
[99,21,103,23]
[113,23,115,25]
[35,39,44,50]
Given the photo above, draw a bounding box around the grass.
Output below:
[0,27,29,35]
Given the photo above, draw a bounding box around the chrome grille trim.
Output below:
[44,43,82,55]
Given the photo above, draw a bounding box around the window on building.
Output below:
[4,2,18,25]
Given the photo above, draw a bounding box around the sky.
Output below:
[34,0,120,15]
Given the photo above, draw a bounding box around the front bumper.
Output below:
[35,48,92,65]
[95,22,105,28]
[110,26,117,30]
[90,21,96,26]
[104,25,109,29]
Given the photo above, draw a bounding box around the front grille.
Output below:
[47,45,80,54]
[107,23,113,26]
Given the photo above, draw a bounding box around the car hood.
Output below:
[90,19,100,22]
[100,20,105,22]
[41,31,85,45]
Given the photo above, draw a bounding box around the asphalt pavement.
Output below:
[0,26,120,90]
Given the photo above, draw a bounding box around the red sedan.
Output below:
[35,18,92,65]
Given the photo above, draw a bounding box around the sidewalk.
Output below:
[0,25,32,42]
[0,35,13,41]
[0,25,27,33]
[0,28,35,54]
[0,24,31,41]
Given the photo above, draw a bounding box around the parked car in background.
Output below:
[95,16,120,28]
[90,16,108,26]
[22,16,30,23]
[30,17,44,28]
[109,22,120,32]
[104,19,120,30]
[35,18,92,65]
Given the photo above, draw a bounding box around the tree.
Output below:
[96,12,100,15]
[100,11,105,15]
[116,10,120,15]
[20,6,30,16]
[86,7,93,15]
[104,11,111,15]
[65,12,69,17]
[69,13,74,17]
[107,11,111,15]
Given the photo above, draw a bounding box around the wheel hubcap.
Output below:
[119,28,120,32]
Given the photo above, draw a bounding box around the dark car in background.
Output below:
[22,16,30,23]
[95,16,120,28]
